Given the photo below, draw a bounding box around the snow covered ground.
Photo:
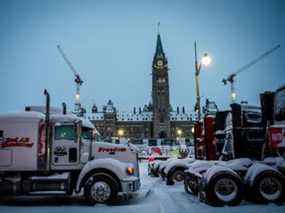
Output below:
[0,161,284,213]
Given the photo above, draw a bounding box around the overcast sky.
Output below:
[0,0,284,113]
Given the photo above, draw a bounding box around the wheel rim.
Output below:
[214,178,238,202]
[90,181,111,203]
[173,172,184,182]
[259,177,282,201]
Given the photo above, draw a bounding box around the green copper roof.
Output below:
[155,33,165,57]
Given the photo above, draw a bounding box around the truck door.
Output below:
[80,127,93,164]
[52,122,80,169]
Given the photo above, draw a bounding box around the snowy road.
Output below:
[0,161,284,213]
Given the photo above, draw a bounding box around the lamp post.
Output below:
[194,41,212,121]
[193,41,212,159]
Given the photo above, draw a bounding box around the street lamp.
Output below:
[117,129,124,138]
[75,93,80,102]
[194,41,212,121]
[177,129,183,137]
[231,91,237,102]
[201,53,212,67]
[191,126,195,134]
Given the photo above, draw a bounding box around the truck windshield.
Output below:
[244,112,262,123]
[55,125,75,141]
[275,88,285,121]
[82,127,93,140]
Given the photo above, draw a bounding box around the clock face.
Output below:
[157,60,163,66]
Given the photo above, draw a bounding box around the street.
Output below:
[0,162,284,213]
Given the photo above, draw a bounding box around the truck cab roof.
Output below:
[51,113,94,129]
[0,111,45,122]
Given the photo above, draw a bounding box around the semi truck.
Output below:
[0,91,140,204]
[260,86,285,157]
[183,86,285,206]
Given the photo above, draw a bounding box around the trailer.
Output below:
[0,91,140,204]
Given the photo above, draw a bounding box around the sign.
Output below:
[0,137,33,148]
[98,147,127,153]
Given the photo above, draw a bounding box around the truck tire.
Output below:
[84,174,119,205]
[167,169,185,185]
[206,173,243,206]
[250,171,284,204]
[184,179,198,195]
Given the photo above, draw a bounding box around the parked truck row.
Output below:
[148,85,285,206]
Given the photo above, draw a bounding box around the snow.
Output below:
[263,157,285,169]
[88,111,193,122]
[0,161,284,213]
[158,157,176,173]
[0,111,45,121]
[244,162,281,185]
[185,160,216,177]
[218,158,253,171]
[163,158,195,175]
[204,165,238,182]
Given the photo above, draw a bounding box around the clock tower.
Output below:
[152,32,171,138]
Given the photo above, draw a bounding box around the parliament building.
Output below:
[87,32,194,141]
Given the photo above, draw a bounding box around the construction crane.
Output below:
[57,45,84,115]
[222,44,280,102]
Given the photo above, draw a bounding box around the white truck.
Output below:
[0,91,140,204]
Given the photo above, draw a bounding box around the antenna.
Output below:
[157,22,160,34]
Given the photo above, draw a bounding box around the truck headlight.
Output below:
[126,167,135,175]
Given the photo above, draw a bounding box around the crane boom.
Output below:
[57,45,83,85]
[56,44,84,116]
[233,44,280,77]
[222,44,281,102]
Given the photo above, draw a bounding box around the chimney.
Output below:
[62,102,67,115]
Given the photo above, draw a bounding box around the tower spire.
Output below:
[155,22,164,57]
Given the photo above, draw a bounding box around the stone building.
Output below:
[87,31,194,141]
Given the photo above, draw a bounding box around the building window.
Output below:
[0,130,3,143]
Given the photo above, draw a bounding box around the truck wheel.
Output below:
[252,172,283,203]
[84,174,118,204]
[208,173,243,206]
[184,179,198,195]
[170,170,185,184]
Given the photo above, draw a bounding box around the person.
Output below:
[147,155,155,176]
